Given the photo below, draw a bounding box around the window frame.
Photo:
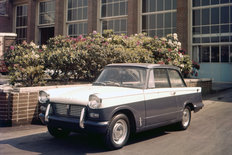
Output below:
[38,0,56,26]
[191,1,232,64]
[66,0,88,37]
[100,0,128,34]
[15,4,28,44]
[141,0,177,37]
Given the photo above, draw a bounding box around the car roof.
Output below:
[106,63,180,70]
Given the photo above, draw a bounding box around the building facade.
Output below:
[0,0,231,82]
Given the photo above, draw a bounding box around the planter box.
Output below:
[184,78,212,95]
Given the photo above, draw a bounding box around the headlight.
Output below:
[39,91,50,104]
[88,94,102,109]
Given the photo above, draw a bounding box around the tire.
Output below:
[178,106,191,130]
[47,125,70,138]
[105,113,130,150]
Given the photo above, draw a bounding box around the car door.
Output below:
[144,68,178,126]
[167,69,188,117]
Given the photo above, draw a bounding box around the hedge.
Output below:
[4,30,198,86]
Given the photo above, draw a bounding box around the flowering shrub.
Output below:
[5,30,196,86]
[4,42,45,86]
[0,60,8,74]
[191,61,200,77]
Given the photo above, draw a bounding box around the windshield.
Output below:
[93,67,147,89]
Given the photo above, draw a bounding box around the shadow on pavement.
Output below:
[0,125,180,154]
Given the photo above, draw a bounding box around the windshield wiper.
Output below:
[104,81,120,87]
[92,82,106,86]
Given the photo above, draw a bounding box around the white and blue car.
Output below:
[39,63,203,149]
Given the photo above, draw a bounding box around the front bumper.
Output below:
[39,113,109,134]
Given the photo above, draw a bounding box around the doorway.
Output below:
[40,27,54,45]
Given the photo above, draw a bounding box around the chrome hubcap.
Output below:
[112,119,128,145]
[182,108,190,127]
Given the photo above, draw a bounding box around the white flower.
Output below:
[180,64,184,68]
[35,54,39,58]
[42,45,47,49]
[173,33,178,40]
[161,37,167,42]
[177,42,181,47]
[179,53,183,58]
[30,42,37,48]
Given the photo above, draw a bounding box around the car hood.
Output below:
[45,84,144,106]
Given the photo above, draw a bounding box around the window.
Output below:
[221,46,229,62]
[39,0,55,25]
[67,0,88,37]
[142,0,177,37]
[101,0,128,34]
[16,5,27,44]
[168,70,185,87]
[211,46,219,62]
[0,0,7,16]
[192,2,232,63]
[153,69,170,88]
[199,46,210,62]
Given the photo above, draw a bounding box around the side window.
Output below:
[153,69,170,88]
[168,69,186,87]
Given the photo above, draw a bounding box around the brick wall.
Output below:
[0,91,40,127]
[185,79,212,95]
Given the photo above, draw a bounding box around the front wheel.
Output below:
[105,113,130,150]
[47,125,70,138]
[178,106,191,130]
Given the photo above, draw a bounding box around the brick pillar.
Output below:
[88,0,98,33]
[177,0,189,52]
[127,0,138,35]
[55,0,65,36]
[27,0,36,42]
[0,91,40,126]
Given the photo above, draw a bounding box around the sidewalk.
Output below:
[212,82,232,92]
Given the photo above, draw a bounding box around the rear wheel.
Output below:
[105,113,130,150]
[178,106,191,130]
[47,125,70,138]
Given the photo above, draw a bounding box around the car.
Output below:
[39,63,203,149]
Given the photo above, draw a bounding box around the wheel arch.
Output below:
[111,108,137,134]
[184,102,194,111]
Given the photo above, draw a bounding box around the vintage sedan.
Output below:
[39,63,203,149]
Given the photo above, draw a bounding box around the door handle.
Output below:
[172,92,176,95]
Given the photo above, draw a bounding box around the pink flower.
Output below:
[168,48,172,52]
[93,31,97,34]
[10,46,14,50]
[78,35,83,40]
[158,61,164,64]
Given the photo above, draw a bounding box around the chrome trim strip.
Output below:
[79,108,86,129]
[45,104,51,122]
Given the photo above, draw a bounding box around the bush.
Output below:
[5,30,196,86]
[4,42,45,86]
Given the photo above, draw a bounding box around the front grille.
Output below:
[51,103,85,118]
